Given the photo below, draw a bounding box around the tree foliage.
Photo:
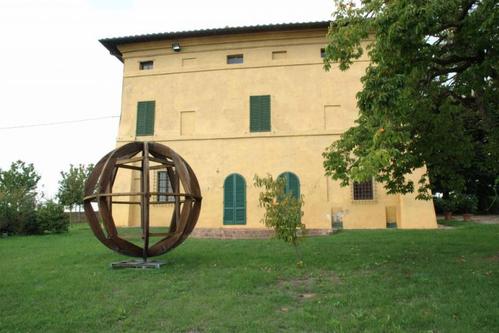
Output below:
[0,161,40,234]
[323,0,498,199]
[57,164,93,211]
[254,174,306,265]
[36,200,70,234]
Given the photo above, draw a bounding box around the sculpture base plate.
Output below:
[110,259,165,269]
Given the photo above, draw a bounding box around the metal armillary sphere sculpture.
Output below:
[83,141,202,268]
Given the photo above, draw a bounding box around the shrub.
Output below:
[434,196,457,214]
[22,212,43,235]
[455,194,478,214]
[36,200,69,234]
[254,174,305,266]
[0,194,38,235]
[485,196,499,214]
[433,197,444,214]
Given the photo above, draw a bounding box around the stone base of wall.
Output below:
[190,228,331,239]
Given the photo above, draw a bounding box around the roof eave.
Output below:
[99,21,331,62]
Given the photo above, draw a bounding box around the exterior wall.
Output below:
[110,28,437,230]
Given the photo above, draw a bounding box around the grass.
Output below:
[0,222,498,332]
[437,219,473,228]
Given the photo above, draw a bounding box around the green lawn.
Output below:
[1,222,498,332]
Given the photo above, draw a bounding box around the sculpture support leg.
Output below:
[141,142,151,262]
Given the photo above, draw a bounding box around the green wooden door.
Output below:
[278,172,300,199]
[223,174,246,225]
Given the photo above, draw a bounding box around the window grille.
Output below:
[157,171,174,203]
[353,179,374,200]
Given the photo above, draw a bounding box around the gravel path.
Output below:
[437,215,499,224]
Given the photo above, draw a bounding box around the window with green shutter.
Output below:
[223,174,246,225]
[278,172,300,199]
[136,101,155,136]
[250,95,271,132]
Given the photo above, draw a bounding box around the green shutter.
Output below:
[250,95,271,132]
[288,173,300,199]
[223,175,235,224]
[260,95,271,132]
[234,175,246,224]
[136,101,155,136]
[250,96,260,132]
[145,101,155,135]
[223,174,246,225]
[136,102,147,135]
[278,172,301,222]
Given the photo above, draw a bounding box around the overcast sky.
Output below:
[0,0,333,198]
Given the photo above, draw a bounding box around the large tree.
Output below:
[57,164,93,221]
[322,0,498,200]
[0,161,40,234]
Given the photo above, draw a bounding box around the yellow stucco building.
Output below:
[100,21,437,236]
